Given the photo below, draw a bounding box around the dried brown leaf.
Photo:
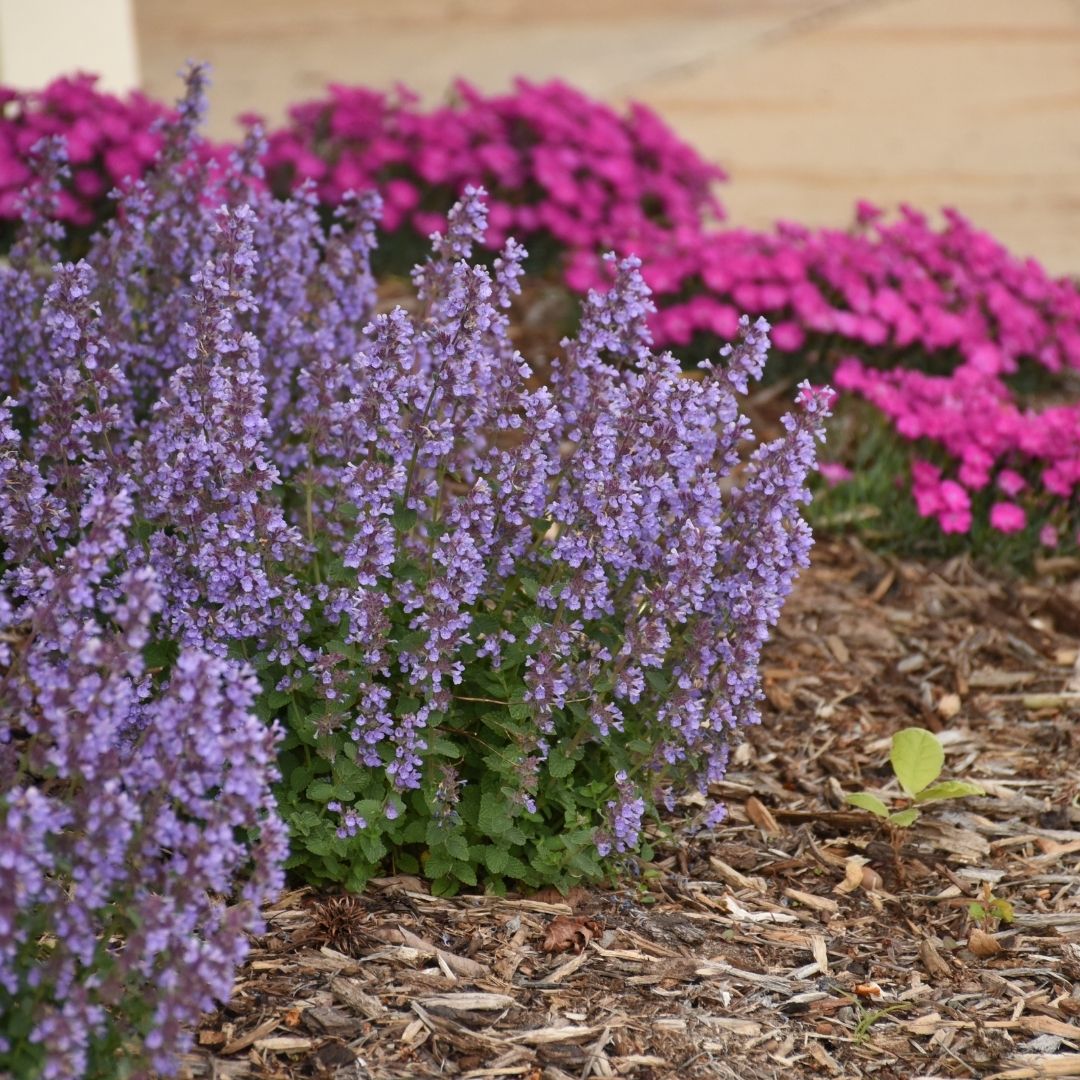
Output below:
[968,927,1004,957]
[542,915,602,955]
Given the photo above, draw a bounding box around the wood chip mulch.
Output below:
[179,538,1080,1080]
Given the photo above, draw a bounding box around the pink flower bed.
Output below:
[1,73,1077,550]
[259,79,726,250]
[0,74,230,224]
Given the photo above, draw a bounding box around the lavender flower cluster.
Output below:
[2,65,827,1069]
[0,72,287,1079]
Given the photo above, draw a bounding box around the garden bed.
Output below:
[178,538,1080,1080]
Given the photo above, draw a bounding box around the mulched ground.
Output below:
[178,537,1080,1080]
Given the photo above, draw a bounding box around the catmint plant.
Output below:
[2,65,828,1074]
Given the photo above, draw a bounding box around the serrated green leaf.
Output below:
[358,832,386,863]
[888,808,920,827]
[845,792,892,818]
[444,832,471,862]
[484,847,510,874]
[644,669,669,694]
[431,735,463,759]
[913,780,985,803]
[503,854,529,879]
[890,727,944,796]
[478,791,512,837]
[431,875,459,897]
[425,850,454,880]
[392,504,417,532]
[520,577,540,600]
[452,861,477,886]
[306,781,336,803]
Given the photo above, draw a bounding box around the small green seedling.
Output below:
[968,882,1015,930]
[845,727,985,827]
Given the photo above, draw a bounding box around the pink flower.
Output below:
[770,321,805,352]
[989,502,1027,533]
[938,481,972,534]
[996,469,1026,497]
[1039,524,1059,548]
[818,462,853,487]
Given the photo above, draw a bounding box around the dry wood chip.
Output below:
[708,855,760,891]
[825,634,850,665]
[969,668,1036,688]
[724,895,799,923]
[303,1004,365,1037]
[542,948,592,985]
[542,915,603,955]
[709,1019,763,1036]
[329,975,386,1018]
[695,959,799,995]
[510,1024,606,1045]
[252,1036,313,1052]
[919,938,952,979]
[420,992,517,1012]
[221,1016,279,1056]
[988,1053,1080,1079]
[746,795,783,837]
[783,887,839,915]
[459,1069,534,1078]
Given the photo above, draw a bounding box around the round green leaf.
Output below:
[913,780,985,803]
[890,727,944,797]
[888,808,920,828]
[845,792,891,818]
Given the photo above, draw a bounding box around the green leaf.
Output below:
[888,808,920,827]
[444,832,471,862]
[520,577,540,600]
[548,739,578,779]
[306,781,336,803]
[845,792,891,818]
[478,791,512,837]
[484,846,510,875]
[644,669,669,694]
[392,504,417,532]
[431,735,462,759]
[452,861,478,886]
[890,727,944,796]
[425,850,454,880]
[913,780,985,803]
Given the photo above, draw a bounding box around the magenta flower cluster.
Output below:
[0,73,226,227]
[260,78,726,250]
[612,203,1080,544]
[0,73,724,255]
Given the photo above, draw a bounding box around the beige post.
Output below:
[0,0,138,90]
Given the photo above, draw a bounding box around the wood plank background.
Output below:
[136,0,1080,275]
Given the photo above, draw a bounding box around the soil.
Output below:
[176,537,1080,1080]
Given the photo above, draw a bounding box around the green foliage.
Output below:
[270,574,665,895]
[845,727,985,828]
[968,883,1015,928]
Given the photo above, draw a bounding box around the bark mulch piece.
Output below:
[179,539,1080,1080]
